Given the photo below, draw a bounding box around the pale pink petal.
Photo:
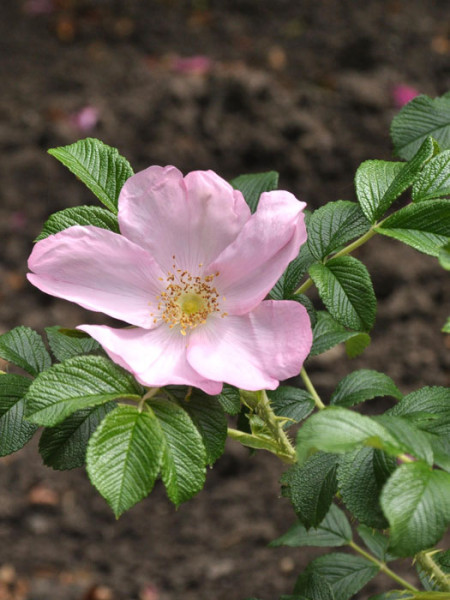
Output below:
[78,324,223,395]
[187,300,312,390]
[209,191,307,315]
[28,226,164,328]
[118,166,250,273]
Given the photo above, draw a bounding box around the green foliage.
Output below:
[217,384,241,415]
[337,447,396,529]
[293,571,335,600]
[309,257,376,332]
[0,326,51,376]
[48,138,134,213]
[270,503,352,548]
[35,205,120,241]
[0,374,37,456]
[438,242,450,269]
[176,390,227,465]
[310,311,370,358]
[306,201,370,260]
[330,369,402,407]
[375,200,450,257]
[39,402,116,470]
[230,170,279,213]
[45,327,100,362]
[294,553,379,600]
[412,149,450,202]
[355,160,403,223]
[270,243,316,300]
[268,386,315,426]
[391,93,450,160]
[149,399,206,506]
[86,405,163,517]
[281,452,339,528]
[381,462,450,556]
[356,525,395,562]
[25,355,143,426]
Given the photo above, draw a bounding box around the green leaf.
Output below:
[296,407,396,464]
[368,592,412,600]
[271,244,316,300]
[45,326,100,362]
[355,160,404,223]
[439,242,450,269]
[25,355,143,426]
[216,384,241,415]
[307,201,370,260]
[310,311,370,357]
[0,374,37,456]
[39,402,116,470]
[388,386,450,435]
[337,447,396,529]
[374,414,434,465]
[442,318,450,333]
[356,137,435,223]
[281,453,339,528]
[295,553,379,600]
[357,525,395,562]
[309,257,376,332]
[270,503,352,548]
[35,205,120,241]
[375,199,450,256]
[48,138,134,213]
[178,391,227,465]
[412,149,450,202]
[149,399,206,506]
[391,94,450,160]
[381,462,450,556]
[0,326,51,376]
[86,405,163,517]
[294,571,335,600]
[268,386,315,426]
[344,333,371,358]
[330,369,402,408]
[230,171,279,213]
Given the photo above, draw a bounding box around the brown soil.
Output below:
[1,1,450,599]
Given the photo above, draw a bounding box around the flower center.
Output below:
[152,257,227,335]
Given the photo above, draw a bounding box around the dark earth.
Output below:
[1,1,450,599]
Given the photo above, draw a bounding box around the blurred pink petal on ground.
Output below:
[28,166,312,393]
[391,84,420,108]
[69,106,99,132]
[171,55,213,75]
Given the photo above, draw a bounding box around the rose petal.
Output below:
[28,226,164,328]
[187,300,312,390]
[209,191,307,315]
[118,166,250,273]
[78,324,223,395]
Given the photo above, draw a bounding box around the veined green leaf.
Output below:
[338,447,396,529]
[439,242,450,269]
[310,311,370,357]
[25,355,143,426]
[307,201,370,260]
[309,257,376,332]
[149,399,206,506]
[216,384,241,415]
[281,453,339,528]
[86,405,163,517]
[0,373,37,456]
[391,93,450,160]
[271,244,316,300]
[230,171,279,213]
[0,326,51,376]
[268,386,315,426]
[412,149,450,202]
[381,462,450,556]
[375,199,450,256]
[46,326,100,362]
[35,205,120,241]
[39,402,116,470]
[330,369,402,407]
[48,138,134,213]
[270,503,352,548]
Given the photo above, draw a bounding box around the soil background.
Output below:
[1,1,450,599]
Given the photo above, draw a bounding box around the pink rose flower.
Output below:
[28,167,312,394]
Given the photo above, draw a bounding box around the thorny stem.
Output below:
[300,367,325,410]
[293,226,378,296]
[349,541,419,593]
[256,390,297,462]
[416,551,450,592]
